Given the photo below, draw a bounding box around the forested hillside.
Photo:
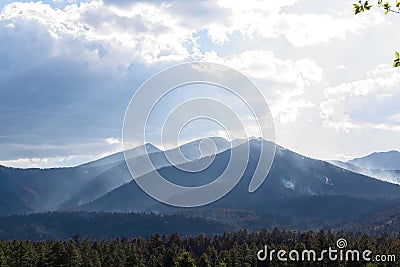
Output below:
[0,212,231,241]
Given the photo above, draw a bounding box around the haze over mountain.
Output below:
[330,150,400,184]
[0,137,232,214]
[0,137,400,232]
[348,150,400,170]
[80,138,400,229]
[81,143,162,169]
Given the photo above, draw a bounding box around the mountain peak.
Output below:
[142,143,161,153]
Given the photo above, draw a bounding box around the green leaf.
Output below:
[354,5,362,14]
[394,58,400,68]
[395,51,399,59]
[384,2,390,8]
[364,1,371,8]
[396,0,400,7]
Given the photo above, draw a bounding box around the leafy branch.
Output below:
[394,51,400,67]
[353,0,400,67]
[353,0,400,14]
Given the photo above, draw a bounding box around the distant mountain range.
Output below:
[80,139,400,229]
[329,150,400,184]
[348,150,400,170]
[0,138,399,236]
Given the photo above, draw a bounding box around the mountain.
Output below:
[1,137,400,231]
[328,160,363,173]
[329,160,400,185]
[0,164,106,214]
[175,137,230,161]
[81,143,161,169]
[348,150,400,170]
[0,138,231,214]
[81,139,400,229]
[0,165,42,215]
[341,201,400,233]
[59,138,231,209]
[0,143,164,214]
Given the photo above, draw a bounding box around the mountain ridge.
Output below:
[0,137,400,232]
[79,139,400,229]
[348,150,400,170]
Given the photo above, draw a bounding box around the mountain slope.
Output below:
[0,166,42,215]
[0,165,105,213]
[0,143,173,214]
[0,138,231,215]
[2,137,400,230]
[349,150,400,170]
[60,138,230,209]
[81,143,161,169]
[341,201,400,233]
[81,139,400,228]
[0,211,232,241]
[176,137,230,161]
[329,160,400,185]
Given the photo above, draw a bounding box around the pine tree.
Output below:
[67,243,83,267]
[198,253,210,267]
[176,252,195,267]
[48,241,69,266]
[0,248,7,267]
[20,242,37,267]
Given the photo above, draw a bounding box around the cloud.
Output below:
[0,1,195,65]
[0,137,123,168]
[335,153,355,162]
[201,50,323,124]
[0,0,398,167]
[0,156,85,169]
[389,114,400,123]
[321,64,400,131]
[222,51,323,86]
[105,137,121,145]
[280,11,384,47]
[189,0,384,47]
[0,0,387,67]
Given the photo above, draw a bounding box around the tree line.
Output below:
[0,229,398,266]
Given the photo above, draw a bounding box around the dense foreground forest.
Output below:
[0,229,398,266]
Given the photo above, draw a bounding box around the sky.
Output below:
[0,0,399,168]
